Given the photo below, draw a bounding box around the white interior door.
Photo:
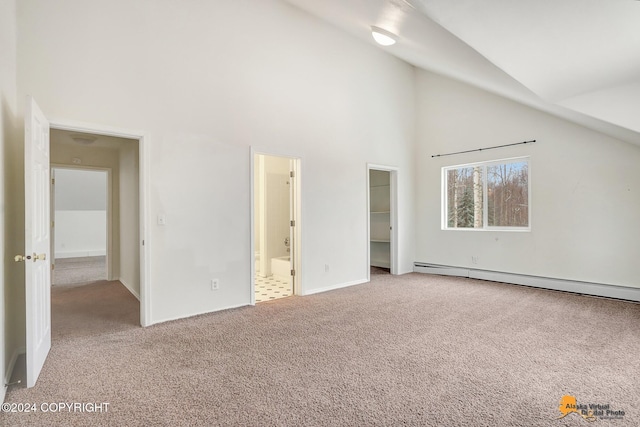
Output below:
[24,96,52,388]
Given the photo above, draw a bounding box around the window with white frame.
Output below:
[443,158,530,230]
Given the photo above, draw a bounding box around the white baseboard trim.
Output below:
[152,303,250,326]
[413,263,470,277]
[55,250,106,259]
[153,279,369,325]
[414,262,640,302]
[118,278,140,301]
[3,346,26,402]
[303,279,368,296]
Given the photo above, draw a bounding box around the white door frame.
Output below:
[50,165,113,281]
[48,119,151,327]
[367,163,399,280]
[250,148,302,304]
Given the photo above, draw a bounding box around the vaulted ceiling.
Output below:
[285,0,640,145]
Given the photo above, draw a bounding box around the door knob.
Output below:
[14,254,45,262]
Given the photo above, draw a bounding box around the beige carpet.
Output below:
[53,256,107,286]
[3,273,639,426]
[371,266,390,275]
[51,280,140,342]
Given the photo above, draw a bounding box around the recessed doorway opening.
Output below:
[367,164,398,279]
[52,167,109,286]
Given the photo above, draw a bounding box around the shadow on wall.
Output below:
[2,93,27,368]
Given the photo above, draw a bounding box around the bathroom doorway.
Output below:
[252,153,300,303]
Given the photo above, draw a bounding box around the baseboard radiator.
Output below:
[414,262,640,303]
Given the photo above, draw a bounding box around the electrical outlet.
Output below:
[324,264,330,273]
[471,256,479,265]
[211,279,219,290]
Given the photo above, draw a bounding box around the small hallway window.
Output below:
[443,157,530,230]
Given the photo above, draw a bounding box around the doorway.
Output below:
[368,165,398,278]
[252,153,300,303]
[48,126,146,325]
[51,167,109,286]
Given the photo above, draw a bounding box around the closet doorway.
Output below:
[368,165,398,278]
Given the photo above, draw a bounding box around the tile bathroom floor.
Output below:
[255,276,292,303]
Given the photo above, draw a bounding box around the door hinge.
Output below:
[51,220,55,228]
[142,240,145,246]
[290,171,295,178]
[291,269,296,276]
[51,178,55,185]
[290,220,295,227]
[51,264,55,271]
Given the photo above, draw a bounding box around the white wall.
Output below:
[54,168,107,258]
[119,141,140,298]
[1,0,18,402]
[54,168,107,210]
[415,70,640,289]
[265,156,290,266]
[54,211,107,258]
[17,0,416,324]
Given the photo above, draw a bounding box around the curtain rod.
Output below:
[431,139,536,158]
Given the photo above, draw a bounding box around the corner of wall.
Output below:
[1,0,19,402]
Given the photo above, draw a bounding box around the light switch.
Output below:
[157,214,166,226]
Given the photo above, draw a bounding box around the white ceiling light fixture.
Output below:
[70,134,98,145]
[371,26,397,46]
